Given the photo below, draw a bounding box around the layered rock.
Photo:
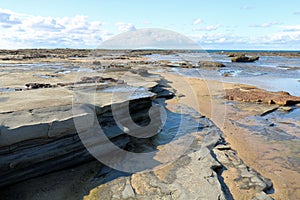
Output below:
[0,87,159,187]
[162,60,226,69]
[0,67,170,188]
[214,146,273,200]
[225,86,300,106]
[84,118,273,200]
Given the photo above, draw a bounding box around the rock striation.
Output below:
[0,69,169,188]
[0,89,159,188]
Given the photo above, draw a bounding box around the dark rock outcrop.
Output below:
[25,83,54,89]
[0,49,91,60]
[231,55,259,62]
[79,76,120,83]
[25,76,123,89]
[0,95,155,188]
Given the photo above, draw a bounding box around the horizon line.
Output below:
[0,48,299,52]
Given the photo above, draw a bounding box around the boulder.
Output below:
[231,55,259,62]
[198,61,226,68]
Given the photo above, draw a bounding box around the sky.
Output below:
[0,0,300,50]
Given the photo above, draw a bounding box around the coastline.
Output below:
[162,73,300,199]
[0,49,299,199]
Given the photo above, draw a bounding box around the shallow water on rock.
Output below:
[146,53,300,96]
[152,102,207,146]
[230,103,300,175]
[0,62,93,75]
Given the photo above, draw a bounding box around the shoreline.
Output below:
[0,49,299,199]
[161,73,300,199]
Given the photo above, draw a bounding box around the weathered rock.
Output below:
[84,126,230,200]
[227,53,236,57]
[0,49,90,60]
[60,76,124,87]
[0,69,162,188]
[253,192,274,200]
[214,145,273,199]
[165,61,194,68]
[198,61,226,68]
[225,87,300,106]
[227,53,245,57]
[0,95,155,187]
[216,145,231,150]
[278,106,293,112]
[231,55,259,62]
[83,121,274,200]
[24,76,123,90]
[80,76,120,83]
[150,84,174,99]
[92,61,102,66]
[129,68,152,77]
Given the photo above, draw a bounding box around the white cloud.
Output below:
[193,18,203,25]
[115,22,136,32]
[0,8,22,28]
[190,32,245,45]
[250,21,279,28]
[189,27,300,50]
[282,25,300,32]
[0,8,299,50]
[194,24,221,31]
[253,31,300,49]
[268,28,300,42]
[22,16,65,31]
[0,8,107,48]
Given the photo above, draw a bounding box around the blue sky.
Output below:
[0,0,300,49]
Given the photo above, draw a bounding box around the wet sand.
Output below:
[162,73,300,200]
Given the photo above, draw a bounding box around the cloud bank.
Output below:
[0,8,300,50]
[0,8,104,48]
